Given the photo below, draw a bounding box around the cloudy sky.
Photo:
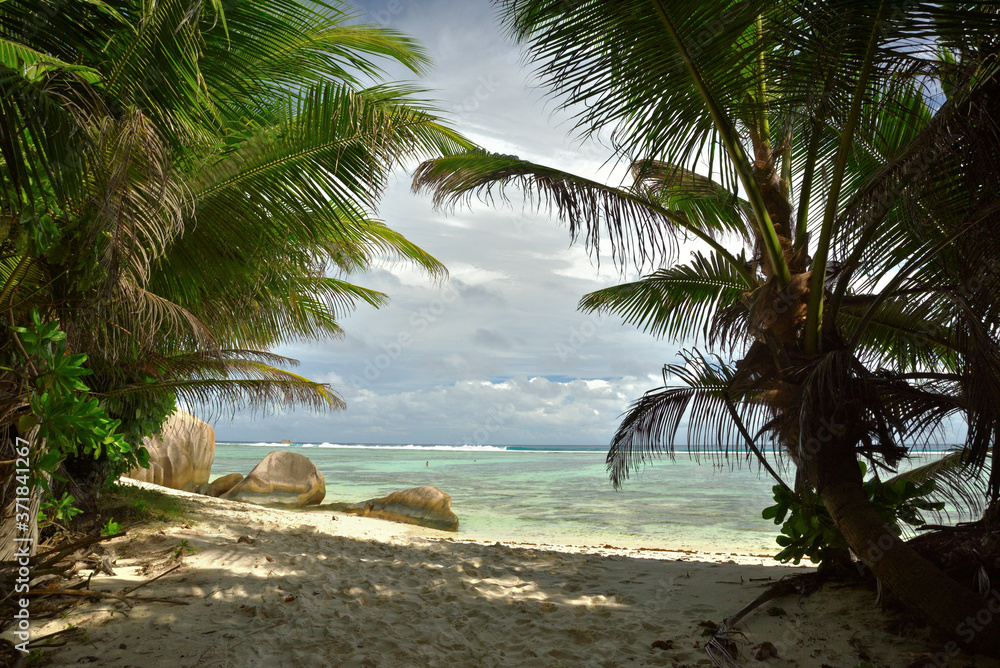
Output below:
[217,0,693,445]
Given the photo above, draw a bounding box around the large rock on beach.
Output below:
[222,451,325,507]
[207,473,244,497]
[345,486,459,531]
[125,410,215,492]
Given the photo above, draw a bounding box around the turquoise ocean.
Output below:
[211,443,957,556]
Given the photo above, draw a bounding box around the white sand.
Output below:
[12,480,997,667]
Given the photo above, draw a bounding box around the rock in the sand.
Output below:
[345,486,459,531]
[206,473,244,497]
[752,641,778,660]
[124,410,215,492]
[222,451,325,507]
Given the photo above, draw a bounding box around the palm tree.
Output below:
[0,0,470,553]
[413,0,1000,653]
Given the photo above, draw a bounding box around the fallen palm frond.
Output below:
[706,572,827,668]
[24,587,188,606]
[907,507,1000,596]
[0,530,124,631]
[0,528,195,636]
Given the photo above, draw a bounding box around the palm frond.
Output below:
[190,84,467,253]
[100,356,343,421]
[183,275,389,350]
[632,160,754,241]
[952,298,1000,502]
[608,350,780,487]
[579,250,752,346]
[83,108,188,294]
[200,1,432,126]
[838,296,958,373]
[496,0,764,183]
[829,72,994,318]
[886,450,989,522]
[103,0,213,144]
[413,150,753,277]
[0,0,467,435]
[0,37,101,84]
[0,66,97,211]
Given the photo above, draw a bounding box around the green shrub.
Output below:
[100,518,121,537]
[12,313,146,490]
[762,462,944,565]
[38,492,83,527]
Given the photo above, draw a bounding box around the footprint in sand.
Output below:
[566,628,594,645]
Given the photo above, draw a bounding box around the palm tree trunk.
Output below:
[801,439,1000,656]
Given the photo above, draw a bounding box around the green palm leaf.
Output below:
[414,150,753,279]
[632,160,754,241]
[608,350,781,487]
[838,297,958,374]
[0,38,101,83]
[200,2,431,126]
[885,450,989,522]
[190,84,468,245]
[100,354,343,419]
[579,250,752,346]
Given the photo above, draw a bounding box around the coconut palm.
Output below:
[413,0,1000,653]
[0,0,470,553]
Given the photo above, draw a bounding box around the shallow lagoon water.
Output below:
[214,443,800,554]
[212,443,960,555]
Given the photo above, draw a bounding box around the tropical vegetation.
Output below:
[414,0,1000,654]
[0,0,469,556]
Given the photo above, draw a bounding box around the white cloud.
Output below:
[447,262,509,285]
[213,0,687,445]
[221,374,656,446]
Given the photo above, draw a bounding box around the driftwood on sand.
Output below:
[0,530,188,636]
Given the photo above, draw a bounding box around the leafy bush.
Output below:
[12,313,148,489]
[37,492,83,527]
[100,518,122,537]
[763,462,944,565]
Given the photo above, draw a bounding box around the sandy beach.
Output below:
[12,480,997,668]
